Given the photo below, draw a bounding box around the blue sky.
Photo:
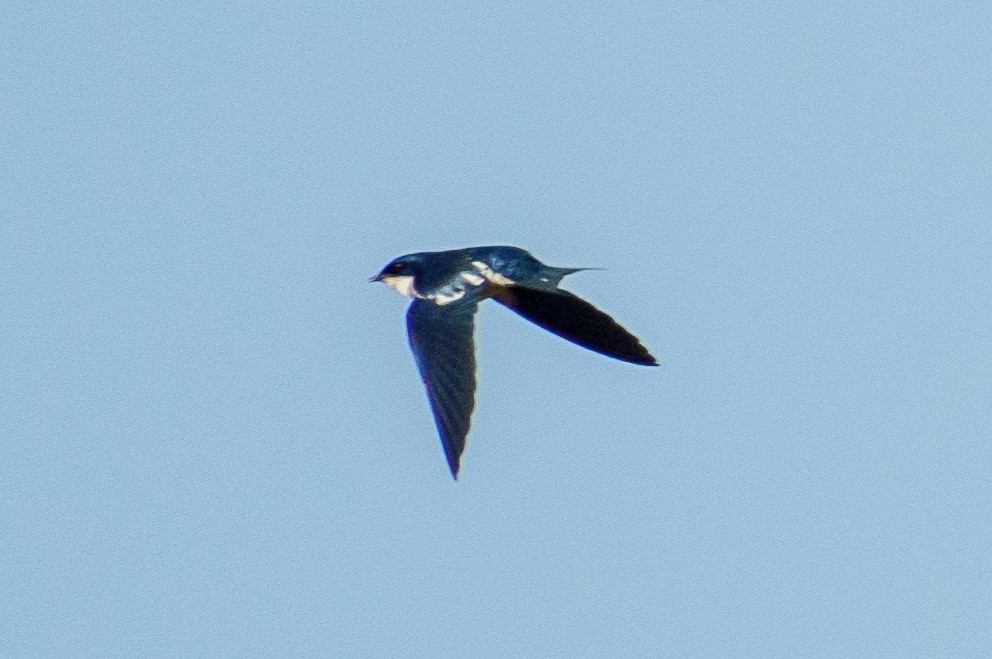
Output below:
[3,3,990,656]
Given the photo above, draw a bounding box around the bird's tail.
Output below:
[540,266,604,287]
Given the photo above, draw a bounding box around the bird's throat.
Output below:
[380,274,417,298]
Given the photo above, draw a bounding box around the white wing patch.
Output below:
[432,289,467,305]
[461,269,485,286]
[385,266,499,306]
[426,268,488,306]
[471,260,516,286]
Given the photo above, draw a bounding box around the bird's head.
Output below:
[369,253,425,298]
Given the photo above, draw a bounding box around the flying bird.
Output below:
[371,246,656,478]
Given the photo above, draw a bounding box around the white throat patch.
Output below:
[380,274,417,298]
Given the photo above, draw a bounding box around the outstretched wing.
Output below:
[406,298,479,478]
[492,286,657,366]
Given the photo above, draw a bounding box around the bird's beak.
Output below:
[369,273,383,283]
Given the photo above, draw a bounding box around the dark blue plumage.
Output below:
[406,297,479,477]
[371,246,656,478]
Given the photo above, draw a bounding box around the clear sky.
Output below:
[3,3,989,657]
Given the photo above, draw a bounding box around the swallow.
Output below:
[371,246,656,478]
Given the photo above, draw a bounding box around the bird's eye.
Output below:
[391,263,407,274]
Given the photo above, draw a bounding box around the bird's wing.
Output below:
[406,298,479,478]
[491,285,657,366]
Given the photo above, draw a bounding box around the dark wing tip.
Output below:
[605,334,657,366]
[630,353,659,367]
[625,342,659,366]
[443,442,461,479]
